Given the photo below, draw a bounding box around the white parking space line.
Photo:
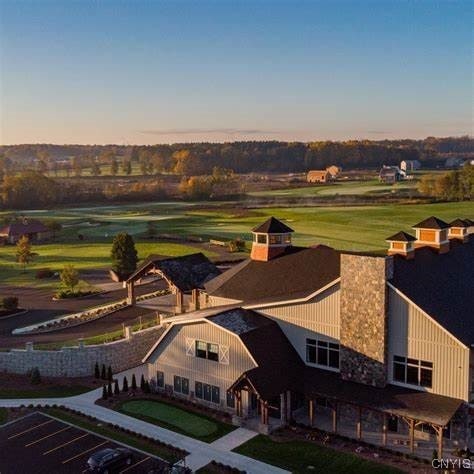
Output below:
[25,426,71,447]
[119,456,151,473]
[7,419,54,439]
[62,440,108,464]
[43,433,89,455]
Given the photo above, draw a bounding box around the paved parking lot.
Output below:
[0,412,167,473]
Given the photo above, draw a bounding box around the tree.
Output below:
[72,156,83,176]
[122,158,132,175]
[60,264,79,294]
[30,367,41,385]
[140,374,145,391]
[102,385,108,400]
[101,364,107,380]
[122,376,129,392]
[16,235,34,271]
[107,380,113,397]
[114,379,120,395]
[94,362,100,379]
[131,373,137,390]
[91,160,101,176]
[110,233,138,280]
[107,365,113,381]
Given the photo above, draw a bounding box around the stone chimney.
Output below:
[385,231,416,259]
[448,219,470,243]
[339,253,393,388]
[250,217,294,262]
[412,216,450,254]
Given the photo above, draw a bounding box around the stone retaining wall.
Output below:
[0,325,165,377]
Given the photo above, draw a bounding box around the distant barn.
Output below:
[307,170,331,183]
[0,218,51,244]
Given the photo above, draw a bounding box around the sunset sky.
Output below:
[0,0,472,145]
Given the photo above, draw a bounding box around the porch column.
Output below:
[436,426,444,459]
[175,290,184,314]
[280,393,287,423]
[332,402,338,434]
[286,390,292,421]
[408,419,415,454]
[126,281,136,305]
[382,413,388,446]
[191,288,200,311]
[309,399,314,427]
[236,391,242,417]
[260,399,265,424]
[356,406,362,440]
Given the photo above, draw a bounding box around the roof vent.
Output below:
[448,219,470,243]
[386,231,416,259]
[250,217,294,262]
[412,216,450,254]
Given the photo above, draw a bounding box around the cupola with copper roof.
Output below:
[412,216,450,254]
[386,231,416,259]
[250,217,294,261]
[448,219,469,243]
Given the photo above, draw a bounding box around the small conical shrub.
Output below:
[144,380,150,393]
[101,364,106,380]
[94,362,100,379]
[122,376,129,392]
[102,385,108,400]
[114,379,120,395]
[107,381,113,397]
[30,367,41,385]
[131,374,137,390]
[140,374,145,391]
[107,365,113,381]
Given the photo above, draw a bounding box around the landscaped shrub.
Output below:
[131,374,137,390]
[122,376,129,392]
[94,362,100,379]
[114,379,120,395]
[35,268,54,279]
[102,385,108,400]
[2,296,19,311]
[107,365,113,381]
[107,381,113,397]
[101,364,106,380]
[140,374,145,391]
[30,367,41,385]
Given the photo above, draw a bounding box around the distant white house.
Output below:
[400,160,421,172]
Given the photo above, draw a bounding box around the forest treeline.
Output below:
[0,136,472,176]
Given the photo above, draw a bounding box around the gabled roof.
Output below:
[449,218,468,228]
[412,216,449,230]
[0,219,48,236]
[464,218,474,226]
[252,217,294,234]
[386,231,416,242]
[204,245,340,303]
[391,238,474,346]
[128,252,220,292]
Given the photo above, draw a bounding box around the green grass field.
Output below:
[0,385,92,399]
[118,399,235,442]
[1,199,472,286]
[234,435,402,474]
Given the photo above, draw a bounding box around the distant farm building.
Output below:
[400,160,421,172]
[307,170,331,183]
[444,157,465,169]
[0,218,51,244]
[379,166,401,184]
[326,165,341,178]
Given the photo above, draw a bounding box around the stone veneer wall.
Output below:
[0,325,165,377]
[339,254,393,388]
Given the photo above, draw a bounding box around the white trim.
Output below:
[244,278,340,310]
[387,282,468,348]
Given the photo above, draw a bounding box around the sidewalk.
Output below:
[0,367,288,473]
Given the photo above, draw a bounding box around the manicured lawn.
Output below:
[118,399,235,443]
[234,435,403,474]
[0,407,7,424]
[43,407,184,463]
[0,385,92,399]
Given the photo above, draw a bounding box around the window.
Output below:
[195,381,220,404]
[256,234,267,244]
[226,391,235,408]
[173,375,189,395]
[195,340,219,362]
[393,356,432,388]
[306,339,339,369]
[156,371,164,388]
[269,234,282,245]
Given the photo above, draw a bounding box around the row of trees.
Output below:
[418,165,473,201]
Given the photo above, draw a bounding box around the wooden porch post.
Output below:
[382,413,388,446]
[281,393,287,423]
[332,402,338,434]
[176,289,184,314]
[260,399,265,424]
[191,288,200,310]
[408,419,415,454]
[436,426,443,459]
[126,281,136,305]
[309,399,314,427]
[236,391,242,417]
[356,406,362,440]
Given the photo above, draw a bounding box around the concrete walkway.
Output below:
[0,367,288,473]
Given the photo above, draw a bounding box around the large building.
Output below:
[143,216,474,458]
[0,217,51,244]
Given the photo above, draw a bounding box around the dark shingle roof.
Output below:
[128,253,220,292]
[391,238,474,346]
[304,366,462,426]
[464,218,474,226]
[208,308,273,335]
[205,245,340,303]
[0,219,48,236]
[412,216,449,230]
[386,231,416,242]
[252,217,294,234]
[449,218,469,228]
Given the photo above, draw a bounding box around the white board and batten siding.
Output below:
[388,287,470,401]
[147,321,256,406]
[256,284,341,366]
